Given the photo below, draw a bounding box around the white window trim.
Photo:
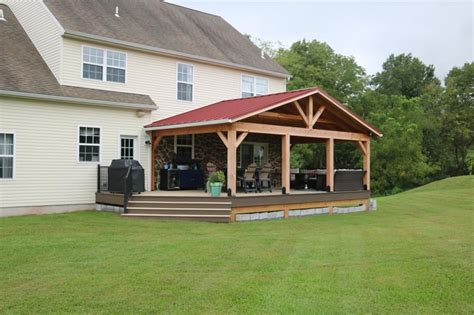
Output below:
[238,141,269,168]
[81,45,128,84]
[0,130,16,181]
[241,74,269,97]
[256,77,269,95]
[174,135,195,159]
[176,62,194,102]
[241,74,255,97]
[77,125,101,164]
[118,134,140,161]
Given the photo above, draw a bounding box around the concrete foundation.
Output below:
[235,199,377,222]
[0,203,95,217]
[95,204,124,213]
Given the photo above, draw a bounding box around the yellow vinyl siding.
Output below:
[0,98,151,209]
[61,38,287,120]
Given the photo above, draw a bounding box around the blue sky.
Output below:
[170,0,473,80]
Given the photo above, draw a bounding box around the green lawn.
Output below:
[1,176,473,314]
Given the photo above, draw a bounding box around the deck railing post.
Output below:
[123,166,132,214]
[97,164,101,193]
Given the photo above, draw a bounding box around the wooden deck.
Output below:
[96,189,371,222]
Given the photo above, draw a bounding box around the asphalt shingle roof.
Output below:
[0,4,156,108]
[43,0,289,76]
[145,87,383,137]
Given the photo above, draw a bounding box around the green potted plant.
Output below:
[208,171,225,197]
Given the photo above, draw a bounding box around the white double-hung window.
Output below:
[0,132,15,179]
[177,63,193,101]
[82,46,126,83]
[256,77,269,95]
[78,127,100,162]
[241,75,268,98]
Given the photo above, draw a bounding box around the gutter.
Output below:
[144,119,232,131]
[0,90,157,111]
[63,30,291,80]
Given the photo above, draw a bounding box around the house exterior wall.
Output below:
[0,97,152,215]
[60,38,288,120]
[2,0,63,81]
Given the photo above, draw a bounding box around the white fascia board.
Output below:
[144,119,232,131]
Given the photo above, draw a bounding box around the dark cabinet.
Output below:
[160,169,204,190]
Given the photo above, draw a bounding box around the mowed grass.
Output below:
[1,176,473,314]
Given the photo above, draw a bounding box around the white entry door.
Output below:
[120,136,138,160]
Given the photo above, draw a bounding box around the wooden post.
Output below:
[307,96,313,129]
[227,129,237,196]
[281,134,290,194]
[363,140,370,190]
[326,138,334,192]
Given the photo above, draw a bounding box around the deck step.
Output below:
[126,208,230,216]
[128,200,232,205]
[128,196,230,203]
[127,201,231,209]
[122,213,230,223]
[127,207,231,211]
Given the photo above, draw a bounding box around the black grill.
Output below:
[108,159,145,193]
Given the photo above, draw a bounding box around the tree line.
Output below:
[255,38,473,194]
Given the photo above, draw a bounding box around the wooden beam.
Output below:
[256,112,303,121]
[234,121,370,141]
[363,141,370,190]
[307,96,313,129]
[326,138,334,192]
[235,89,318,122]
[293,100,309,127]
[356,141,367,156]
[154,123,232,137]
[255,112,336,125]
[236,132,248,147]
[227,130,237,196]
[217,131,229,148]
[282,134,291,193]
[311,105,326,128]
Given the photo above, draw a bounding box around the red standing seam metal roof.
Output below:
[145,88,319,128]
[145,87,382,136]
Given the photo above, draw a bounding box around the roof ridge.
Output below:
[162,1,221,18]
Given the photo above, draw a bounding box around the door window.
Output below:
[120,136,137,160]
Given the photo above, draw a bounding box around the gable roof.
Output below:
[43,0,289,78]
[145,87,383,137]
[0,4,155,110]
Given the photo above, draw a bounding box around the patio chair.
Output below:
[205,162,217,193]
[259,163,272,192]
[243,163,257,193]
